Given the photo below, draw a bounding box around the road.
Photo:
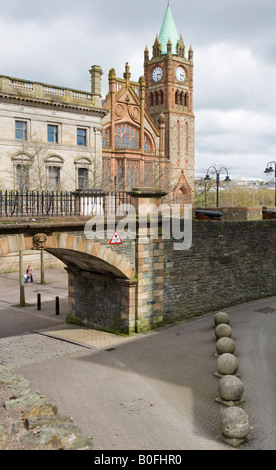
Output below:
[0,269,275,450]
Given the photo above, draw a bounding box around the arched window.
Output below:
[144,132,154,154]
[185,93,189,109]
[160,90,164,105]
[74,157,92,189]
[175,91,179,105]
[114,125,139,149]
[103,129,109,148]
[45,155,64,190]
[12,153,30,190]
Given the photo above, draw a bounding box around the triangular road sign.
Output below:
[109,230,123,245]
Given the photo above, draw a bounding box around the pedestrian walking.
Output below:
[25,265,33,283]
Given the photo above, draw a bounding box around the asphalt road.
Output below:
[0,269,275,451]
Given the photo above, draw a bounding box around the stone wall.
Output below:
[195,207,263,221]
[0,250,64,273]
[67,268,137,335]
[163,219,276,324]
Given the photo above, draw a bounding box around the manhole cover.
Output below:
[254,307,276,314]
[121,398,153,412]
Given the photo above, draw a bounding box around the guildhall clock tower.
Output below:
[144,3,195,202]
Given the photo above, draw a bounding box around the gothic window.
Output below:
[115,125,139,149]
[185,93,189,108]
[175,91,179,105]
[144,134,154,153]
[185,122,189,153]
[122,132,129,148]
[177,121,180,152]
[126,161,139,190]
[160,90,164,105]
[103,158,111,189]
[144,161,153,187]
[103,129,109,148]
[115,160,124,190]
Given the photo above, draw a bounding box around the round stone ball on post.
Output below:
[220,407,250,446]
[218,375,244,402]
[214,311,230,326]
[216,353,239,376]
[216,337,235,355]
[215,323,232,340]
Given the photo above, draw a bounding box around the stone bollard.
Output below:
[214,311,230,326]
[216,337,235,355]
[216,353,239,377]
[216,375,244,406]
[220,406,250,447]
[214,323,232,340]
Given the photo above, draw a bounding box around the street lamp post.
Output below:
[264,161,276,206]
[204,166,231,208]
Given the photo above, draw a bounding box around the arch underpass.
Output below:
[46,246,137,335]
[0,230,137,335]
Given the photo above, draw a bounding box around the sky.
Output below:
[0,0,275,180]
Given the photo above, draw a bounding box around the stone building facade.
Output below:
[144,5,195,203]
[103,4,195,201]
[0,5,195,201]
[0,66,106,191]
[101,64,169,192]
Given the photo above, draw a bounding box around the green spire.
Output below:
[159,4,179,55]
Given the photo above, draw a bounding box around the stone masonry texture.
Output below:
[163,219,276,324]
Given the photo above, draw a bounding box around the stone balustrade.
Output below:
[0,75,95,106]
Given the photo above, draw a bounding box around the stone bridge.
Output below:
[0,195,276,335]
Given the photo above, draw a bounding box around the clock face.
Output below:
[152,67,163,82]
[176,66,185,82]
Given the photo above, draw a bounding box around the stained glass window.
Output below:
[103,130,109,148]
[115,125,139,149]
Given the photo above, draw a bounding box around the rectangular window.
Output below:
[15,121,27,140]
[48,166,60,190]
[77,128,86,146]
[48,125,58,143]
[16,164,29,190]
[78,168,89,189]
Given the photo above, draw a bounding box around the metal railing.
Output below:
[0,190,134,218]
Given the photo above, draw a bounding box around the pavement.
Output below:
[0,268,275,451]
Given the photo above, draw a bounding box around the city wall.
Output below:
[163,219,276,324]
[0,215,275,334]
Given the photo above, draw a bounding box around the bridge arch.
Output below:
[0,232,137,334]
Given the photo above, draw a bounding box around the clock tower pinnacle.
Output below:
[144,4,195,203]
